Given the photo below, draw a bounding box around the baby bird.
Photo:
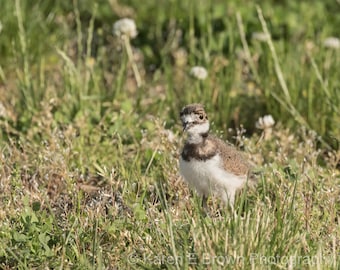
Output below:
[179,103,256,207]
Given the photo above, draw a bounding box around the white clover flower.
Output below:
[256,115,275,129]
[252,32,269,42]
[190,66,208,80]
[256,115,275,140]
[323,37,340,49]
[113,18,137,39]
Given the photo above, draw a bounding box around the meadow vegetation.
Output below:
[0,0,339,269]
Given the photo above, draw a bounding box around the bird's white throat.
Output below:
[186,122,209,144]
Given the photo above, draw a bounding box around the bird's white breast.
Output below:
[179,154,246,198]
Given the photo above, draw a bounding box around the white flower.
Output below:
[323,37,340,49]
[0,22,3,34]
[190,66,208,80]
[256,115,275,140]
[113,18,137,39]
[252,32,269,42]
[256,115,275,129]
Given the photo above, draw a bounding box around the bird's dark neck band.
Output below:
[201,132,209,138]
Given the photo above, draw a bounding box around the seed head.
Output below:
[113,18,137,39]
[323,37,340,49]
[256,115,275,129]
[190,66,208,80]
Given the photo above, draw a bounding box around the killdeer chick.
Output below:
[179,103,256,207]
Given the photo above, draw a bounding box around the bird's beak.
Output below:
[182,121,188,131]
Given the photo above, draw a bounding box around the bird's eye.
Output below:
[199,114,204,120]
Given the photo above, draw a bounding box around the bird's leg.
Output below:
[202,195,208,210]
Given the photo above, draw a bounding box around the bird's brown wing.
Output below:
[209,135,252,177]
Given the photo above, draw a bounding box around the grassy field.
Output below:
[0,0,339,269]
